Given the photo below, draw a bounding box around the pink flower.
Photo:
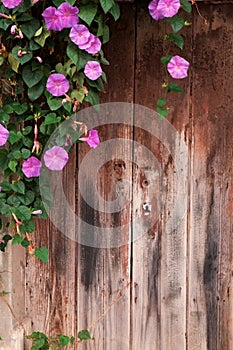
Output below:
[22,156,42,178]
[17,50,27,57]
[69,24,91,46]
[0,186,2,192]
[0,124,9,146]
[167,55,189,79]
[10,25,17,35]
[0,12,10,19]
[46,73,70,96]
[57,2,79,29]
[157,0,180,18]
[148,0,164,20]
[84,61,102,81]
[80,129,100,149]
[85,35,101,54]
[32,209,42,215]
[44,146,69,171]
[36,56,43,63]
[42,6,63,31]
[2,0,22,9]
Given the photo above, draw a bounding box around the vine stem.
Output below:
[87,280,132,332]
[0,294,27,335]
[192,0,208,24]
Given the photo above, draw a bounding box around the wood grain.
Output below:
[76,5,135,349]
[187,3,233,350]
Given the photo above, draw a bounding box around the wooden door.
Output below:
[25,1,233,349]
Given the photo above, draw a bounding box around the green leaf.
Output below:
[0,111,10,122]
[32,338,45,348]
[14,205,31,220]
[0,149,8,170]
[157,106,169,119]
[168,33,184,49]
[84,89,100,106]
[34,26,50,47]
[78,3,98,26]
[8,53,19,73]
[66,42,79,65]
[22,126,32,135]
[12,234,23,246]
[0,18,11,30]
[21,19,40,39]
[71,88,85,103]
[78,330,91,341]
[47,98,62,111]
[7,194,21,206]
[22,63,44,88]
[102,24,110,44]
[11,181,25,194]
[161,55,173,65]
[109,2,120,21]
[180,0,192,13]
[157,98,168,119]
[1,204,12,217]
[29,40,41,51]
[4,105,13,114]
[168,82,184,92]
[20,219,35,234]
[58,334,70,347]
[157,97,167,108]
[12,46,33,65]
[99,0,115,13]
[166,15,185,33]
[8,160,18,172]
[8,131,22,145]
[12,102,28,115]
[28,81,45,101]
[12,150,22,159]
[21,148,31,159]
[34,246,49,263]
[44,113,61,125]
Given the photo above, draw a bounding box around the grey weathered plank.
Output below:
[187,3,233,349]
[76,5,135,349]
[132,5,191,349]
[25,150,77,348]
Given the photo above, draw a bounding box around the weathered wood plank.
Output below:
[187,3,233,349]
[132,4,191,349]
[76,5,135,349]
[25,150,77,347]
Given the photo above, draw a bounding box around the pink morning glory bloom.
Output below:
[57,2,79,29]
[167,55,189,79]
[84,61,102,81]
[46,73,70,97]
[22,156,42,178]
[80,129,100,149]
[148,0,164,20]
[44,146,69,171]
[2,0,22,9]
[42,7,63,31]
[69,24,91,46]
[85,35,102,54]
[32,209,42,215]
[157,0,180,18]
[0,124,9,146]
